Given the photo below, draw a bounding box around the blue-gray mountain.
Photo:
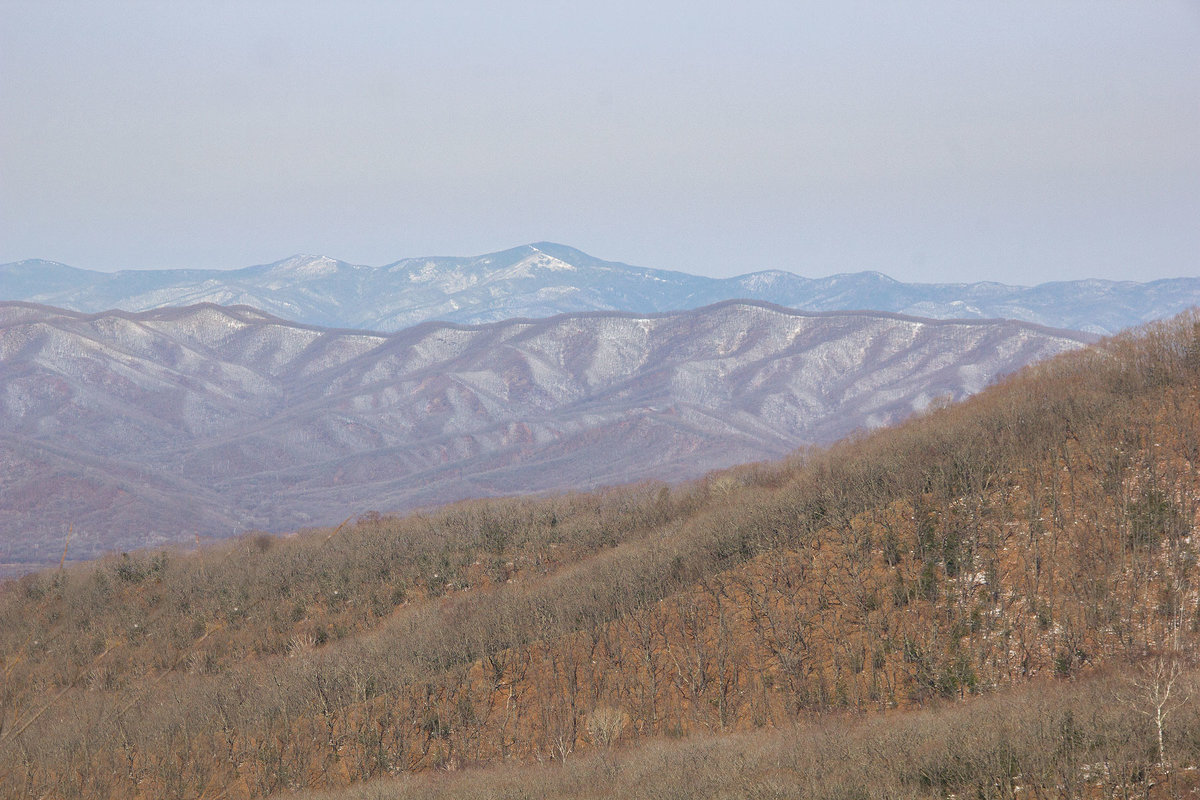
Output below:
[0,300,1092,570]
[2,244,1195,335]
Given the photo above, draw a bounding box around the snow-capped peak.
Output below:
[269,255,343,277]
[502,251,578,278]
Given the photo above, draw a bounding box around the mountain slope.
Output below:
[1,312,1197,800]
[0,300,1091,564]
[3,243,1195,334]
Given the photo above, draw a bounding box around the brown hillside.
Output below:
[294,671,1200,800]
[1,311,1198,799]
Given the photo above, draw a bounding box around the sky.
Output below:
[1,1,1198,284]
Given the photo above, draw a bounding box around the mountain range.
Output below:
[3,243,1195,335]
[0,300,1091,568]
[3,309,1197,800]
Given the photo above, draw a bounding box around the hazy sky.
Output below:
[2,1,1198,283]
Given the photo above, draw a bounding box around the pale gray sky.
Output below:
[2,1,1198,283]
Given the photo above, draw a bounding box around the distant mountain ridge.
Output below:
[0,300,1092,567]
[3,243,1195,335]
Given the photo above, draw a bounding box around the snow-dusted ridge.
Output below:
[0,299,1093,567]
[4,243,1195,335]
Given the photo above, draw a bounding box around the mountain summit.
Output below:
[3,244,1195,334]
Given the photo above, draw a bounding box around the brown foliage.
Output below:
[2,311,1200,798]
[294,670,1200,800]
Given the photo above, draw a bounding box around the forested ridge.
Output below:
[3,312,1200,799]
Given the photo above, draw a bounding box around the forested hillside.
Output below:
[1,300,1087,567]
[1,312,1199,799]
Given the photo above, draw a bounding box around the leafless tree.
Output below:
[1125,653,1190,768]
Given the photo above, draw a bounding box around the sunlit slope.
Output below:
[0,311,1197,799]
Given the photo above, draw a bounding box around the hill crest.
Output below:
[4,243,1196,334]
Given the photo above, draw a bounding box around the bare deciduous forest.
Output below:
[3,312,1200,799]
